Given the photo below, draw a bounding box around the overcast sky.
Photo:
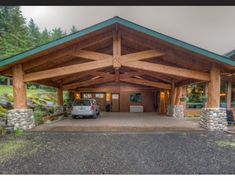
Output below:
[21,6,235,55]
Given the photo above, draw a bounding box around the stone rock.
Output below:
[167,105,184,119]
[7,109,35,130]
[0,117,7,126]
[4,125,14,134]
[200,108,227,131]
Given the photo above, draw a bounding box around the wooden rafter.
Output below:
[122,60,210,81]
[70,50,112,60]
[23,33,112,71]
[24,58,113,82]
[64,76,115,90]
[120,74,171,89]
[121,30,210,71]
[120,50,164,64]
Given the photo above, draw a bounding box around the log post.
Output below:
[200,64,227,131]
[8,64,35,130]
[57,83,63,106]
[167,80,184,118]
[170,80,175,106]
[204,83,209,108]
[12,64,27,109]
[175,86,182,105]
[227,80,232,109]
[208,64,221,108]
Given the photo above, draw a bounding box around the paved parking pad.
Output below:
[33,112,202,132]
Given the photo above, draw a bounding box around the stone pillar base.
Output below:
[167,105,184,119]
[7,109,35,130]
[200,108,227,131]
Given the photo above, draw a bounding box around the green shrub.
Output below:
[3,93,13,102]
[33,106,50,125]
[0,105,7,117]
[199,95,208,103]
[0,126,7,136]
[180,96,188,102]
[13,127,24,136]
[64,91,74,108]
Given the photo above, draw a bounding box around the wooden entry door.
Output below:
[111,93,120,112]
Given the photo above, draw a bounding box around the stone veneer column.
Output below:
[8,64,35,130]
[167,105,184,119]
[200,64,227,131]
[200,108,227,131]
[7,109,35,130]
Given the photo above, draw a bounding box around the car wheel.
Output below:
[72,115,76,119]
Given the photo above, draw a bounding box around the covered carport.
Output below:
[1,16,235,131]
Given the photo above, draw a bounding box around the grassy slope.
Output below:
[0,85,50,97]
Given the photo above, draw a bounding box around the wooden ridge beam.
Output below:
[120,75,171,89]
[113,27,121,69]
[122,61,210,81]
[24,58,113,82]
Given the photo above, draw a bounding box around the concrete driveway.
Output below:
[32,112,203,132]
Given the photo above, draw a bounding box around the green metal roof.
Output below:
[224,49,235,58]
[1,16,235,67]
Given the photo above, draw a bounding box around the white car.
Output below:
[71,99,100,119]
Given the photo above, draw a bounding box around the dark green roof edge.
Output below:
[1,16,235,67]
[224,49,235,58]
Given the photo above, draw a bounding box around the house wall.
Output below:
[119,91,156,112]
[76,82,158,112]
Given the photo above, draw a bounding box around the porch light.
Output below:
[219,93,226,96]
[160,91,165,98]
[106,93,111,102]
[75,92,81,99]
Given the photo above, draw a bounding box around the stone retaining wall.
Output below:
[7,109,35,130]
[200,108,227,131]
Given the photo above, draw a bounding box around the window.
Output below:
[130,93,142,103]
[186,83,205,109]
[73,100,91,106]
[95,93,104,98]
[82,93,92,99]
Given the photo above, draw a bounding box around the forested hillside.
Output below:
[0,6,78,60]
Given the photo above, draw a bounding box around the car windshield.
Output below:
[73,100,91,106]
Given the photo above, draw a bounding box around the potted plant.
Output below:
[180,96,188,102]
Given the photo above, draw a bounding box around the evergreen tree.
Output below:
[51,28,66,40]
[39,28,51,45]
[0,6,33,60]
[28,18,41,46]
[70,25,78,34]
